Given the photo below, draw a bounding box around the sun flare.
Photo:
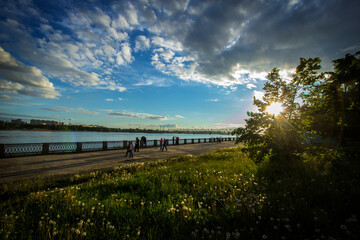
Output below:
[266,102,284,116]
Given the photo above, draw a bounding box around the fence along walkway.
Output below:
[0,137,235,157]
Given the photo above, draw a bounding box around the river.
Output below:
[0,130,231,144]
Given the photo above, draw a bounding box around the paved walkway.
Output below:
[0,141,236,183]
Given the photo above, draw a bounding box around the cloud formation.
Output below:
[134,35,151,52]
[0,47,60,99]
[0,112,56,119]
[41,106,99,115]
[107,111,169,120]
[1,0,359,95]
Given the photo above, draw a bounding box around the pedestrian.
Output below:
[135,137,140,152]
[160,138,163,151]
[125,141,131,157]
[172,136,175,145]
[129,141,134,158]
[141,136,147,147]
[162,138,167,151]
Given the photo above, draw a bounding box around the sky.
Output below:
[0,0,359,129]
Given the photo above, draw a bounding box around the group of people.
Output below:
[159,138,167,151]
[125,136,147,158]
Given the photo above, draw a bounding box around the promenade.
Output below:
[0,141,236,183]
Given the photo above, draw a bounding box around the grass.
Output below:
[0,146,359,239]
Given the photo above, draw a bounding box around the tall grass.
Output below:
[1,146,359,239]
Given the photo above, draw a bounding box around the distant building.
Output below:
[11,119,24,124]
[30,119,66,126]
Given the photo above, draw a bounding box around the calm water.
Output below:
[0,130,231,144]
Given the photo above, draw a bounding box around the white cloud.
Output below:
[160,49,175,62]
[107,111,169,120]
[253,90,264,100]
[107,27,128,41]
[0,47,60,99]
[2,0,359,93]
[118,97,124,101]
[75,107,99,115]
[246,84,256,89]
[207,99,219,102]
[40,106,99,115]
[105,98,114,101]
[175,115,185,119]
[134,35,150,52]
[0,112,56,120]
[133,76,173,87]
[116,42,133,65]
[91,8,111,28]
[151,36,183,51]
[103,45,116,58]
[214,123,245,129]
[122,3,138,26]
[112,14,130,29]
[0,94,11,100]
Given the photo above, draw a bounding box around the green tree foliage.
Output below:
[233,52,360,164]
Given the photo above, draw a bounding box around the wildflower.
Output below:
[82,232,87,236]
[263,234,268,239]
[75,229,81,235]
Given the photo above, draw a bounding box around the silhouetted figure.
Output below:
[162,138,167,151]
[125,142,131,157]
[129,141,134,158]
[141,136,147,147]
[160,138,163,151]
[135,137,140,152]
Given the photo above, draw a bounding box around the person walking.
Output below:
[129,141,134,158]
[134,137,140,152]
[125,141,131,157]
[160,138,163,151]
[162,138,167,151]
[141,136,147,147]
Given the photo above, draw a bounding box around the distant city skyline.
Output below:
[2,118,234,131]
[1,0,359,129]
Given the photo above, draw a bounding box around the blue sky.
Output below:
[0,0,359,129]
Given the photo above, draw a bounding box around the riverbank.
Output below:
[0,123,231,135]
[1,143,358,240]
[0,141,236,183]
[0,130,231,144]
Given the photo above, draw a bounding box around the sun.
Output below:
[266,102,284,116]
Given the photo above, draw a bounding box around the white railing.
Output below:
[0,137,235,157]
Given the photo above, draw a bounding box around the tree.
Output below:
[234,52,360,164]
[233,57,324,163]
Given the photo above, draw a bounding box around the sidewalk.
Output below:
[0,141,236,183]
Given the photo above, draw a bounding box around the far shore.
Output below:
[0,128,231,135]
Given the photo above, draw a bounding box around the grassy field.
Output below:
[0,146,359,239]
